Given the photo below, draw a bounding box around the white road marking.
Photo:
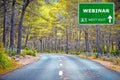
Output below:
[60,63,63,66]
[59,71,63,76]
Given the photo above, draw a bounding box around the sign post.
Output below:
[78,3,114,25]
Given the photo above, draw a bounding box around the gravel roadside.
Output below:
[13,55,40,65]
[90,58,120,72]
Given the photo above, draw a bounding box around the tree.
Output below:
[84,26,89,52]
[2,0,7,47]
[17,0,33,54]
[10,0,16,49]
[24,25,30,48]
[96,25,101,57]
[65,27,69,54]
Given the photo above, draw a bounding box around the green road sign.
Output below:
[78,3,114,25]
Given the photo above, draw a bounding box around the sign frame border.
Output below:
[78,2,115,25]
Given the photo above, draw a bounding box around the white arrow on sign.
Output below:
[108,15,112,23]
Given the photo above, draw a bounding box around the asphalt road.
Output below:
[0,54,120,80]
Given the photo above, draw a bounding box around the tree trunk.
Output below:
[55,27,58,52]
[70,24,74,50]
[24,26,30,48]
[2,0,7,47]
[39,39,42,53]
[118,41,120,50]
[75,26,80,52]
[17,0,30,54]
[85,26,89,52]
[96,25,101,57]
[10,0,16,49]
[107,27,112,57]
[65,27,69,54]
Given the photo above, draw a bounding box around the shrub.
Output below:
[21,50,27,57]
[27,50,37,56]
[0,42,15,69]
[92,48,97,53]
[32,49,37,53]
[79,54,88,58]
[21,49,37,57]
[68,49,74,53]
[103,45,107,54]
[91,53,97,59]
[75,51,81,55]
[100,56,120,66]
[0,42,4,49]
[117,57,120,65]
[45,49,51,53]
[8,50,17,56]
[110,57,120,65]
[24,47,30,50]
[0,52,14,69]
[57,50,64,54]
[5,46,18,56]
[110,50,120,56]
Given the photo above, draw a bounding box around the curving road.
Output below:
[0,54,120,80]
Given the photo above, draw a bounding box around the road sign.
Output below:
[78,3,114,25]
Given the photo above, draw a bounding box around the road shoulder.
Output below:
[79,54,120,73]
[89,58,120,72]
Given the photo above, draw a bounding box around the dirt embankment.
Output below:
[90,58,120,72]
[13,55,40,65]
[79,54,120,72]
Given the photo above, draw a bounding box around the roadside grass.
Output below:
[76,52,97,59]
[78,54,88,58]
[21,47,37,57]
[78,53,120,66]
[44,49,65,54]
[0,43,38,75]
[0,42,16,70]
[100,56,120,66]
[0,42,18,75]
[0,46,17,74]
[0,62,19,75]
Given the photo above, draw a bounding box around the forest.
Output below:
[0,0,120,69]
